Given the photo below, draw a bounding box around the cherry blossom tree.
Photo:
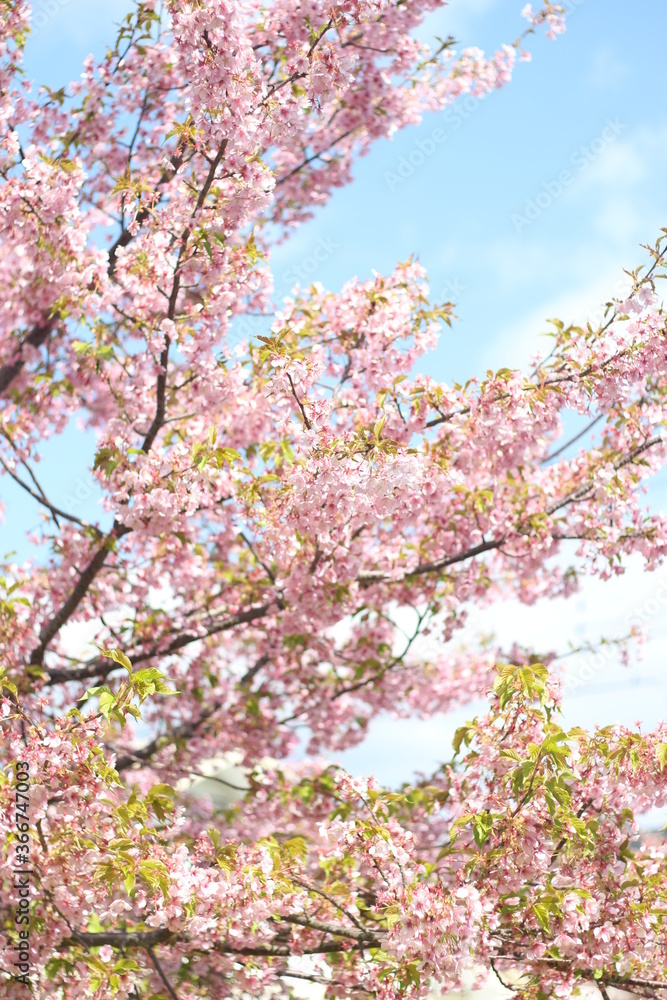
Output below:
[1,1,667,997]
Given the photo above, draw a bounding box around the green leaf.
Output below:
[113,958,140,974]
[130,667,179,701]
[26,664,49,680]
[472,811,494,847]
[373,414,386,440]
[452,724,473,755]
[138,859,171,898]
[404,962,421,988]
[79,685,111,703]
[533,902,551,932]
[97,647,133,673]
[207,828,222,851]
[98,690,116,723]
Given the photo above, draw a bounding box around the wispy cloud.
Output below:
[586,47,630,89]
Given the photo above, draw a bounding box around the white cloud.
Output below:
[586,48,630,89]
[577,137,647,189]
[29,0,132,45]
[593,194,645,244]
[339,555,667,791]
[482,122,667,370]
[416,0,502,45]
[481,263,633,372]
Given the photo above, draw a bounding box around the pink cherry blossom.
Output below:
[2,2,667,998]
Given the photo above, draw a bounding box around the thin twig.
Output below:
[0,456,102,536]
[146,946,180,1000]
[542,412,605,464]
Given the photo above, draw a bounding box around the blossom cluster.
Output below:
[2,1,667,998]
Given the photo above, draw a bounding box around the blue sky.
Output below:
[6,0,667,789]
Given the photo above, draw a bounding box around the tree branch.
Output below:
[0,149,187,399]
[544,435,662,516]
[282,912,381,947]
[114,697,227,772]
[108,151,185,278]
[146,945,180,1000]
[356,536,502,585]
[45,603,273,684]
[61,928,174,950]
[29,521,132,667]
[0,456,103,536]
[58,925,352,959]
[357,434,663,587]
[139,139,227,456]
[541,412,605,464]
[0,321,52,396]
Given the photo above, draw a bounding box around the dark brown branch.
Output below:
[542,412,605,464]
[24,144,232,667]
[114,698,226,772]
[0,322,52,396]
[240,534,276,583]
[45,603,273,684]
[59,925,351,959]
[357,536,502,585]
[192,139,227,216]
[275,126,358,186]
[63,923,667,989]
[139,139,227,456]
[146,945,180,1000]
[239,652,270,686]
[424,328,666,432]
[544,435,661,516]
[215,940,346,957]
[187,768,250,792]
[286,372,312,429]
[292,877,366,933]
[61,928,174,950]
[108,152,185,278]
[0,151,187,399]
[140,333,171,454]
[602,976,667,992]
[282,913,381,947]
[277,970,334,987]
[358,434,663,587]
[29,521,132,667]
[498,953,667,994]
[490,959,517,993]
[0,456,103,536]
